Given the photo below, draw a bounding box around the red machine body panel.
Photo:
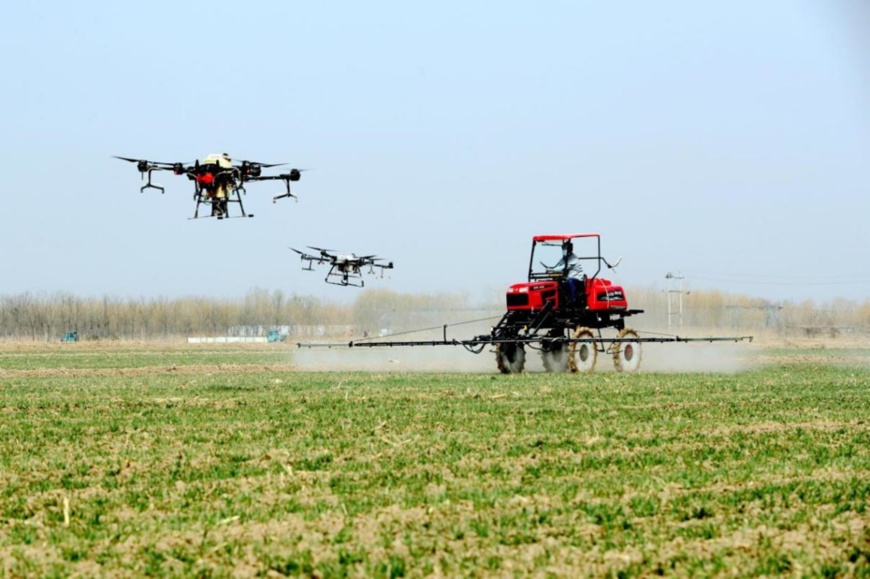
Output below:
[506,280,559,311]
[585,277,628,311]
[506,278,628,312]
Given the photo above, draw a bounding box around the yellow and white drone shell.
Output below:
[203,153,233,168]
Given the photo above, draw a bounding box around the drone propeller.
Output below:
[114,156,194,179]
[307,246,336,255]
[113,155,143,164]
[114,156,191,167]
[114,156,152,175]
[238,160,286,168]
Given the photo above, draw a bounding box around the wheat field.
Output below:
[0,341,867,577]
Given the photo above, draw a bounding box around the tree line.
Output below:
[0,289,340,341]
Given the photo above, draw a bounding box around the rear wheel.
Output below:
[568,327,597,373]
[613,328,642,372]
[541,342,569,372]
[496,342,525,374]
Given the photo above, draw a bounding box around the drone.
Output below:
[114,153,303,220]
[290,246,394,287]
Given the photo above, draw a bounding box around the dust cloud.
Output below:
[617,325,760,373]
[633,342,757,373]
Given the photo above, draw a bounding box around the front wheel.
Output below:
[496,342,525,374]
[613,328,642,372]
[568,327,597,373]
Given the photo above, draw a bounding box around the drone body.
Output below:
[115,153,303,220]
[290,247,394,287]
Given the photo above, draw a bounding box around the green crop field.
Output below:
[0,343,867,577]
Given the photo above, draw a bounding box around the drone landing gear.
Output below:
[231,186,254,218]
[325,278,365,288]
[188,214,254,221]
[272,179,298,203]
[141,169,165,194]
[324,267,364,287]
[190,189,255,220]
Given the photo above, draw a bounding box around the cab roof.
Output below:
[532,233,599,242]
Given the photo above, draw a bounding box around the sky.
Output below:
[2,0,869,305]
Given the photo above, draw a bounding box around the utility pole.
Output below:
[665,272,685,328]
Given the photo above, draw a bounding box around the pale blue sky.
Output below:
[2,1,869,303]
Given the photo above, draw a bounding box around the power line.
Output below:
[689,276,870,287]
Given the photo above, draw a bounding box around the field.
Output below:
[0,341,868,577]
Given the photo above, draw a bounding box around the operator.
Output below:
[559,241,584,302]
[555,241,582,274]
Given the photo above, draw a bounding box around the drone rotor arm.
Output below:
[244,175,298,203]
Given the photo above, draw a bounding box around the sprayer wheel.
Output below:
[541,342,570,372]
[495,342,525,374]
[567,327,597,374]
[541,342,569,372]
[613,328,642,373]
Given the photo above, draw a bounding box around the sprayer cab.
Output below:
[503,233,639,328]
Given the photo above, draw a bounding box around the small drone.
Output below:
[115,153,303,220]
[290,247,394,287]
